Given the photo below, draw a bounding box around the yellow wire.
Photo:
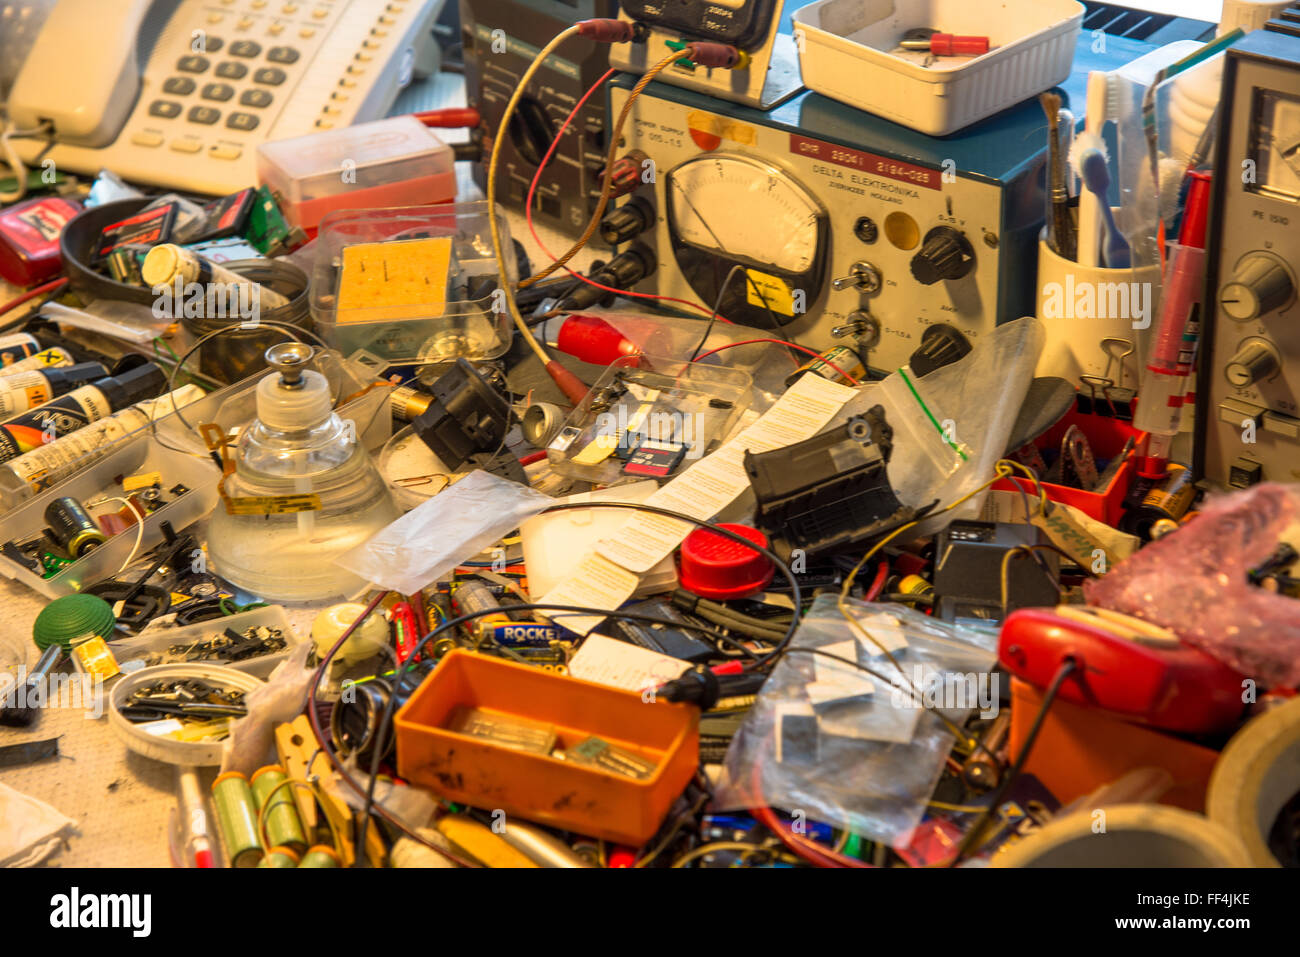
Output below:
[670,841,792,868]
[485,24,582,366]
[835,459,1047,746]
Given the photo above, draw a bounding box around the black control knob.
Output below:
[909,227,975,285]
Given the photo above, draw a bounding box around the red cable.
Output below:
[864,560,889,602]
[522,69,733,322]
[518,450,548,466]
[749,761,873,868]
[693,338,862,385]
[0,277,68,318]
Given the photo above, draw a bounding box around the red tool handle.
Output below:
[930,34,989,56]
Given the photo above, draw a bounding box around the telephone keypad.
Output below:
[177,55,210,73]
[227,112,261,132]
[163,77,197,96]
[149,101,183,119]
[229,40,263,58]
[239,89,274,108]
[216,62,249,80]
[202,83,236,102]
[267,46,300,64]
[188,106,222,125]
[253,67,287,86]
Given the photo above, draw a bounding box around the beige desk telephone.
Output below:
[5,0,443,196]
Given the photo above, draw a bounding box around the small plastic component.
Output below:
[677,523,774,600]
[411,359,511,471]
[684,41,745,69]
[744,408,926,560]
[256,115,455,232]
[908,323,971,377]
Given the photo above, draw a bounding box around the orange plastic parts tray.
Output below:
[394,649,700,846]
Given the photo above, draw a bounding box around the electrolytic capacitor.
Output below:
[44,496,106,557]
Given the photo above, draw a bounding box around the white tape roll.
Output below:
[1208,695,1300,867]
[991,804,1253,867]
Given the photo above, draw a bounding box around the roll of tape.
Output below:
[1207,694,1300,867]
[991,804,1253,867]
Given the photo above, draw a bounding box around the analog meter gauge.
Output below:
[665,153,829,329]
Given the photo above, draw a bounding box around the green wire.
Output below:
[897,366,968,462]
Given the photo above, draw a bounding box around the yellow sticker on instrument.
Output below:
[744,269,795,316]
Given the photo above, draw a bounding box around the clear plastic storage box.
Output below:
[309,203,515,365]
[0,350,391,599]
[111,605,303,679]
[256,115,456,232]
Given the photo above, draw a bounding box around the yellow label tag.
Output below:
[123,471,162,492]
[72,635,120,679]
[745,269,795,316]
[336,236,453,324]
[225,493,322,515]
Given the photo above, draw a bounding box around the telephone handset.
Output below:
[6,0,442,195]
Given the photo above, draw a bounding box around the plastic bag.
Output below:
[221,639,317,775]
[1083,482,1300,688]
[712,595,998,848]
[333,468,553,594]
[841,317,1043,530]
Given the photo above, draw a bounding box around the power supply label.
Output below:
[788,134,941,191]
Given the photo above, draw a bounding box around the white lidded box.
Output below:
[792,0,1085,135]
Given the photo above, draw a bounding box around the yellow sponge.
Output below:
[336,236,452,324]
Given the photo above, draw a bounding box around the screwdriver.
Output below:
[0,644,64,728]
[899,33,990,56]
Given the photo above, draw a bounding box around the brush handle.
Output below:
[1078,72,1107,267]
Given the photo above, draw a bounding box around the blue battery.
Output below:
[483,621,559,647]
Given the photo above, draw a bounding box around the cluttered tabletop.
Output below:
[1,0,1299,875]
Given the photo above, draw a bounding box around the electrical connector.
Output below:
[577,18,636,43]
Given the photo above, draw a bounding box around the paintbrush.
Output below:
[1040,91,1076,262]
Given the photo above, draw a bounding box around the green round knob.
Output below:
[33,593,117,652]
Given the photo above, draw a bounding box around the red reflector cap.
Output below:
[677,523,774,600]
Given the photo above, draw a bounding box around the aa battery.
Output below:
[211,771,264,868]
[298,845,341,868]
[250,764,307,855]
[142,243,290,312]
[784,345,865,388]
[0,363,108,418]
[0,360,165,463]
[1122,463,1196,540]
[44,496,106,557]
[0,333,42,366]
[0,347,75,378]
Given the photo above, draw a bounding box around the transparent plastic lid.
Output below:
[309,202,515,364]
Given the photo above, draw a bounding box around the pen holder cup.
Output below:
[1034,233,1161,390]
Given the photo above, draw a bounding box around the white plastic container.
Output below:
[108,663,265,766]
[111,605,302,680]
[791,0,1085,135]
